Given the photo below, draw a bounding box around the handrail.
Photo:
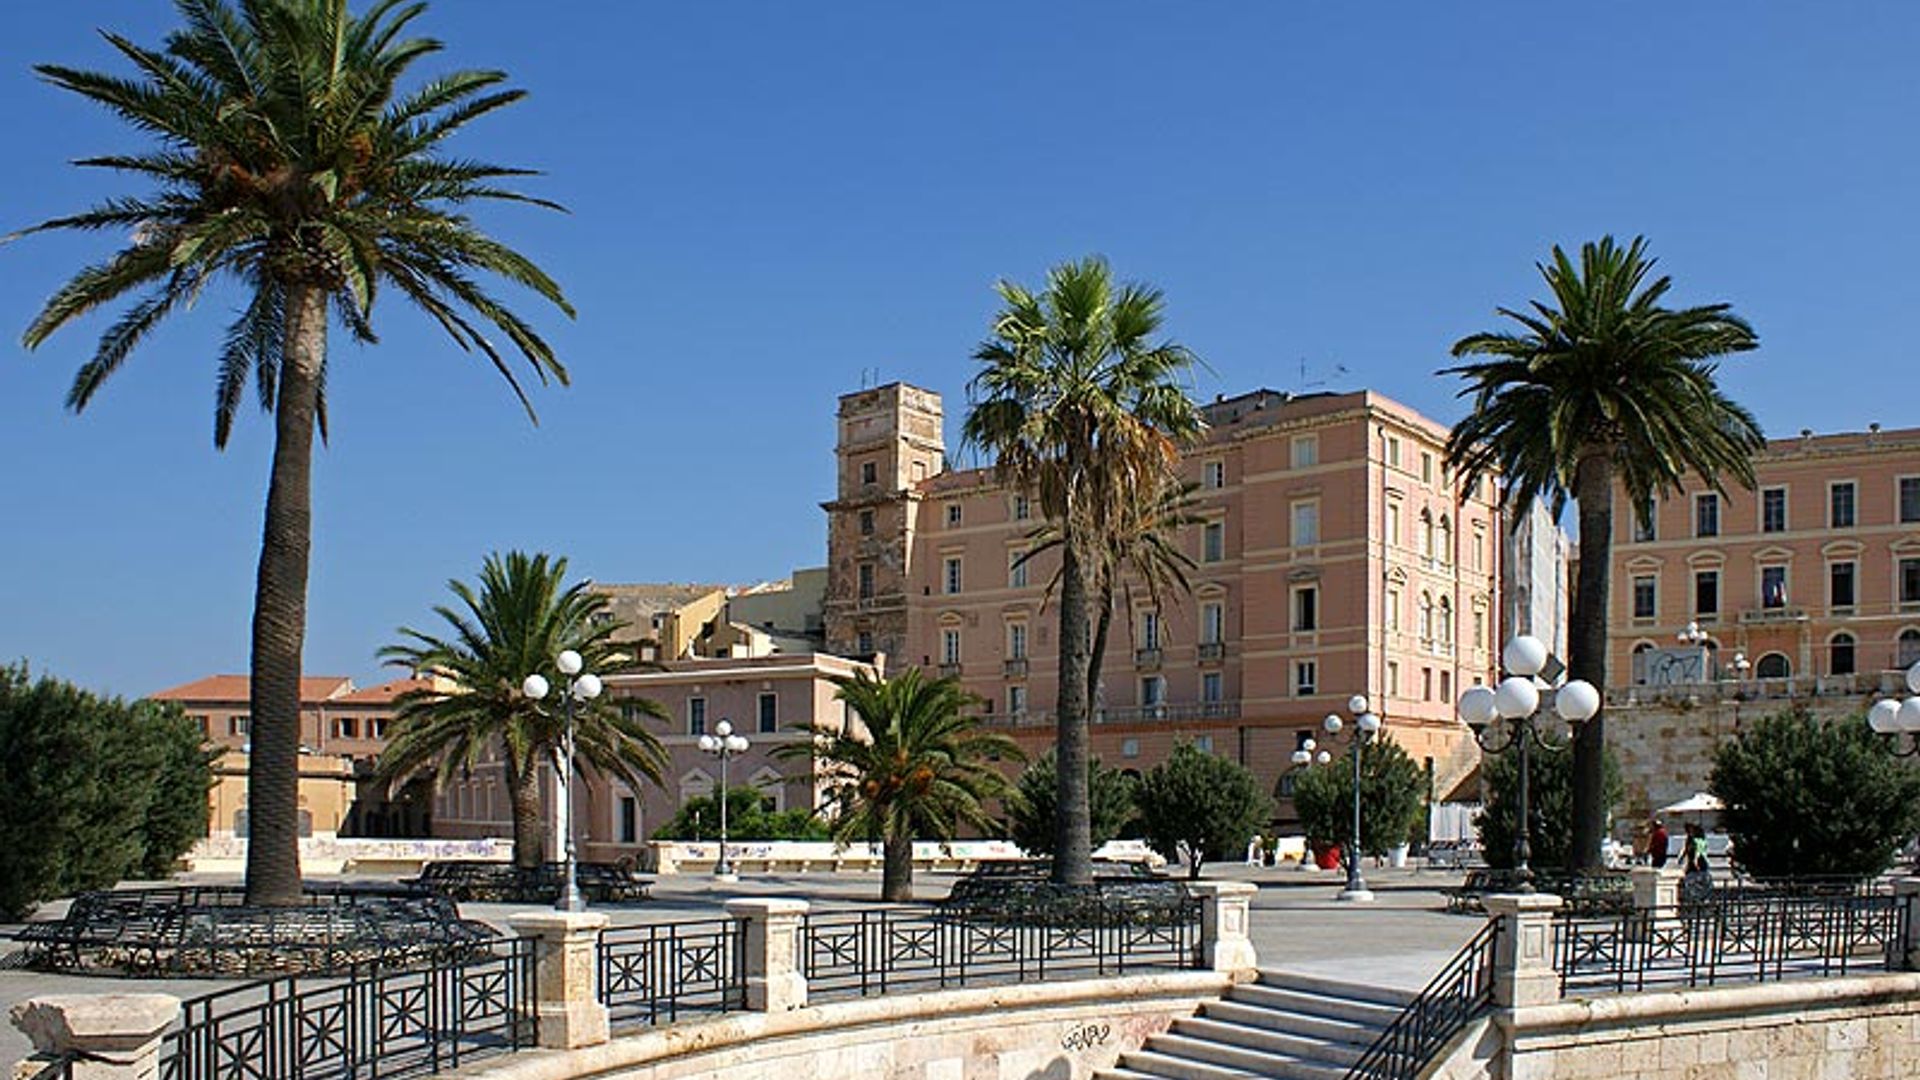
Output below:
[1345,917,1502,1080]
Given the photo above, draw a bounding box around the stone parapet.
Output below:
[723,898,809,1012]
[1484,892,1563,1009]
[509,910,611,1050]
[11,994,180,1080]
[1186,881,1258,976]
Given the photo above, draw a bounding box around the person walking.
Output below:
[1647,818,1671,869]
[1681,822,1714,904]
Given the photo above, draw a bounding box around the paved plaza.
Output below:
[0,861,1477,1068]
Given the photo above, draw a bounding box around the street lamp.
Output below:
[521,648,603,913]
[1456,635,1601,893]
[698,719,750,881]
[1866,662,1920,757]
[1677,621,1709,647]
[1325,694,1383,903]
[1290,737,1333,768]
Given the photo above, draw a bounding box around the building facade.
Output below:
[824,382,1502,810]
[1610,425,1920,684]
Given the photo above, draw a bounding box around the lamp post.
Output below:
[1866,662,1920,757]
[1677,621,1709,647]
[1456,635,1601,893]
[698,719,750,881]
[1325,695,1383,903]
[521,648,603,913]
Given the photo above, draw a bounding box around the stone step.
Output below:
[1141,1033,1349,1080]
[1201,999,1385,1047]
[1172,1015,1368,1066]
[1227,982,1407,1027]
[1115,1049,1270,1080]
[1257,968,1418,1008]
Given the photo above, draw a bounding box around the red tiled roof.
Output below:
[332,677,439,705]
[149,674,354,705]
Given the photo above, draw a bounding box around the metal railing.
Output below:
[799,899,1201,1002]
[157,938,536,1080]
[596,919,746,1026]
[21,1053,77,1080]
[1345,918,1500,1080]
[1553,892,1907,997]
[984,700,1241,727]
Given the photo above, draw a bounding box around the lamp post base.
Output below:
[1335,887,1376,903]
[714,872,740,884]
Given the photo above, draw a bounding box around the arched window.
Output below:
[1901,629,1920,668]
[1830,633,1857,676]
[1438,596,1454,643]
[1438,516,1453,566]
[1633,641,1655,685]
[1755,653,1791,679]
[1420,511,1435,560]
[1419,593,1434,643]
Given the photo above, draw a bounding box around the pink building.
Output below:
[824,383,1501,811]
[1611,425,1920,684]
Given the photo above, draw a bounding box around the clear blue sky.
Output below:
[3,3,1915,697]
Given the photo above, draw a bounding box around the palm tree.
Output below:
[962,256,1201,886]
[1443,235,1762,870]
[13,1,573,904]
[778,668,1019,901]
[377,551,666,870]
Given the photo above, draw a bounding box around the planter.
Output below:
[1313,843,1344,871]
[1388,844,1411,868]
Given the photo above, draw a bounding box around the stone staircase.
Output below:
[1098,970,1414,1080]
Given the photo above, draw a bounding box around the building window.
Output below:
[1121,738,1140,758]
[1202,672,1223,703]
[944,557,962,595]
[618,795,638,844]
[1387,661,1400,696]
[1386,435,1401,468]
[856,631,874,654]
[1292,436,1318,469]
[1438,517,1453,566]
[1420,511,1435,560]
[1632,575,1657,619]
[946,503,962,526]
[1202,520,1224,563]
[1008,622,1028,660]
[1140,610,1161,650]
[1830,562,1856,609]
[689,697,707,736]
[371,718,388,739]
[942,628,962,665]
[1008,548,1028,588]
[1419,592,1434,643]
[1292,501,1320,546]
[861,461,877,485]
[758,692,778,734]
[1013,494,1031,521]
[1421,452,1434,484]
[1385,588,1401,631]
[1294,660,1317,696]
[1385,502,1401,548]
[1830,634,1857,676]
[229,715,251,737]
[1694,570,1720,615]
[1292,586,1318,632]
[1902,478,1920,525]
[859,509,874,536]
[1202,460,1225,489]
[1141,676,1166,708]
[334,717,358,739]
[1008,685,1027,715]
[1473,527,1487,571]
[1761,565,1788,610]
[1634,509,1657,543]
[1473,609,1486,650]
[1438,595,1454,643]
[1194,735,1214,753]
[1695,493,1719,538]
[858,562,874,599]
[1755,653,1791,679]
[1902,558,1920,606]
[1440,671,1452,702]
[1901,629,1920,667]
[1201,603,1224,645]
[1831,482,1857,528]
[1762,487,1787,533]
[1422,667,1434,701]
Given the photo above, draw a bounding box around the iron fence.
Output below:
[1553,892,1906,996]
[157,938,535,1080]
[21,1053,77,1080]
[1345,918,1501,1080]
[800,898,1200,1002]
[596,919,746,1026]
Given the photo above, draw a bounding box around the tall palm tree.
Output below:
[13,0,573,904]
[1443,235,1762,870]
[377,552,666,870]
[962,256,1201,886]
[778,669,1019,901]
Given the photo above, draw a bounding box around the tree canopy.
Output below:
[1135,743,1271,880]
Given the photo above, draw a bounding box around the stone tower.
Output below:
[822,383,945,665]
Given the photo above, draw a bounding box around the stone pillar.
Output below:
[1630,866,1681,913]
[1484,892,1563,1008]
[509,910,611,1049]
[1187,881,1259,975]
[11,994,180,1080]
[725,898,809,1012]
[1895,878,1920,971]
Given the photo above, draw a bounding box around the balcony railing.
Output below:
[1134,648,1162,669]
[983,700,1241,728]
[1738,606,1809,625]
[1607,669,1908,708]
[1003,658,1029,677]
[937,662,963,678]
[1197,642,1225,662]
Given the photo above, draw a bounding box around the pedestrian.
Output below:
[1647,818,1670,869]
[1681,822,1714,904]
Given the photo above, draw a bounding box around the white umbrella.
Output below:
[1658,792,1725,815]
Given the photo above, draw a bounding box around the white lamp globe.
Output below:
[1494,676,1541,720]
[1316,750,1332,765]
[727,735,749,752]
[1908,662,1920,696]
[715,719,733,738]
[521,674,550,700]
[698,734,717,752]
[1357,712,1382,735]
[1323,714,1344,735]
[1555,680,1602,723]
[573,673,603,700]
[1302,737,1317,753]
[1869,698,1901,735]
[1458,685,1498,727]
[1899,697,1920,735]
[1348,694,1370,716]
[1502,636,1549,678]
[1291,749,1310,766]
[556,650,584,676]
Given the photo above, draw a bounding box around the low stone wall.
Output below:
[185,835,511,875]
[645,839,1162,875]
[461,972,1234,1080]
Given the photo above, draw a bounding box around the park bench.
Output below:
[408,860,653,904]
[1440,868,1633,916]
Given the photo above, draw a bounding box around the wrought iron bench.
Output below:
[408,860,652,903]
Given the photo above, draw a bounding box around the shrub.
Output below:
[1006,751,1138,856]
[651,786,831,842]
[1291,736,1426,856]
[1476,739,1622,872]
[1710,707,1920,880]
[1135,744,1273,879]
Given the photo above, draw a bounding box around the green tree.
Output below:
[1136,744,1272,880]
[1444,236,1762,871]
[16,0,573,905]
[1711,708,1920,880]
[377,552,666,869]
[652,787,831,842]
[1291,737,1426,856]
[138,702,223,878]
[1006,751,1138,857]
[778,668,1020,901]
[962,257,1201,886]
[1475,741,1624,872]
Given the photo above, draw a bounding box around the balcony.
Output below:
[1739,607,1809,625]
[938,663,963,678]
[980,700,1242,728]
[1135,648,1163,669]
[1004,658,1029,677]
[1197,642,1226,663]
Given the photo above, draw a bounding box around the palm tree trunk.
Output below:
[1053,536,1095,886]
[880,832,914,901]
[1087,583,1113,713]
[508,756,544,869]
[242,283,327,907]
[1569,449,1616,873]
